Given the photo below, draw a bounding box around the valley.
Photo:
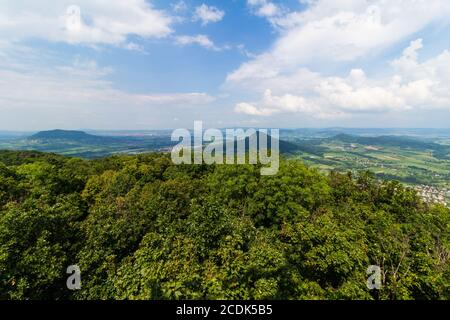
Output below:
[0,128,448,205]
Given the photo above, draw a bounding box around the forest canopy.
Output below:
[0,150,449,300]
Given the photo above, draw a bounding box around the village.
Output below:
[414,185,450,207]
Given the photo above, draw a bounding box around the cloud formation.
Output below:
[230,0,450,118]
[234,39,450,118]
[0,0,172,46]
[175,34,220,51]
[193,4,225,26]
[0,44,215,129]
[247,0,281,18]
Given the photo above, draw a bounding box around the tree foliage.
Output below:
[0,151,449,300]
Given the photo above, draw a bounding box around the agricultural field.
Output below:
[297,144,448,186]
[288,136,450,205]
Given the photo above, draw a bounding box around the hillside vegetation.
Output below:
[0,150,449,300]
[1,130,448,188]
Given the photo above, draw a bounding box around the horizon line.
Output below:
[1,127,450,133]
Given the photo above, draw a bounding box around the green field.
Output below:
[294,141,449,188]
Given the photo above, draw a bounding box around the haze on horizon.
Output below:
[1,0,450,131]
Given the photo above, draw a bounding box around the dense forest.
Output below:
[0,150,449,300]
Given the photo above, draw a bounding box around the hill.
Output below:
[28,130,115,143]
[16,130,174,158]
[233,131,305,155]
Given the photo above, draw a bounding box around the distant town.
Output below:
[414,185,450,207]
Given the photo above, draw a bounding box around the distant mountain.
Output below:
[22,129,176,158]
[225,131,308,155]
[28,130,112,143]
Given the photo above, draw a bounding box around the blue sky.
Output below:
[1,0,450,130]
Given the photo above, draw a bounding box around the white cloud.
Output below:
[171,1,188,13]
[175,34,220,51]
[234,90,345,119]
[229,0,450,119]
[233,39,450,118]
[0,45,215,129]
[235,89,317,116]
[0,57,214,107]
[193,4,225,26]
[0,0,172,46]
[247,0,281,18]
[230,0,450,82]
[121,42,147,53]
[0,63,214,108]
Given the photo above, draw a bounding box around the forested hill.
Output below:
[28,129,118,144]
[30,130,96,140]
[0,150,449,300]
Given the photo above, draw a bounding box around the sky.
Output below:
[1,0,450,130]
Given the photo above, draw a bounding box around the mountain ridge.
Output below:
[29,129,108,142]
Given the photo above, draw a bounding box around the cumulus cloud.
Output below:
[247,0,281,18]
[233,39,450,118]
[175,34,220,51]
[235,89,318,116]
[193,4,225,26]
[229,0,450,119]
[230,0,450,82]
[0,0,172,47]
